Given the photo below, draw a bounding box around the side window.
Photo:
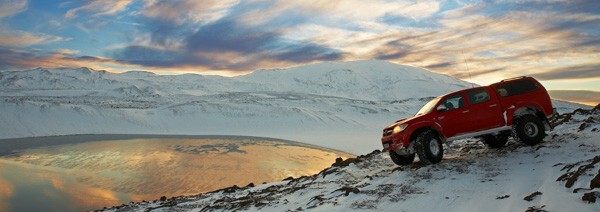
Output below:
[467,89,490,105]
[495,79,539,97]
[436,94,465,112]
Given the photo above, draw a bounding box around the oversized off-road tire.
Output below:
[389,151,415,166]
[513,115,545,146]
[482,131,510,149]
[415,130,443,164]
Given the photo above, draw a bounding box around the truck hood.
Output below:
[386,115,421,129]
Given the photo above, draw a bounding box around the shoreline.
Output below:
[0,134,355,157]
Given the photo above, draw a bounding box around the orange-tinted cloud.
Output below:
[0,30,66,47]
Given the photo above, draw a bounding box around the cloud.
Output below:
[110,17,343,71]
[0,47,132,71]
[185,19,277,54]
[65,0,135,18]
[0,30,67,47]
[238,0,441,26]
[316,2,600,82]
[55,49,81,55]
[0,0,27,19]
[140,0,239,25]
[531,64,600,80]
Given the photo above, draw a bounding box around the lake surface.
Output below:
[0,135,353,211]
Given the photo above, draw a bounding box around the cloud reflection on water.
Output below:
[0,177,12,211]
[0,137,352,211]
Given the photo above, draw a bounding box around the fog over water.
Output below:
[0,135,352,211]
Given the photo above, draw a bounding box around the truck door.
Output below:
[464,88,504,132]
[433,93,468,138]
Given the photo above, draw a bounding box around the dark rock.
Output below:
[160,196,167,201]
[590,169,600,189]
[525,205,548,212]
[496,195,510,199]
[246,182,255,188]
[557,156,600,188]
[255,202,268,207]
[523,191,542,202]
[582,192,598,203]
[335,186,360,196]
[574,108,590,115]
[331,150,381,168]
[332,157,358,167]
[223,185,240,193]
[578,123,588,131]
[584,117,595,123]
[318,167,337,178]
[283,176,294,181]
[309,195,325,203]
[392,166,404,173]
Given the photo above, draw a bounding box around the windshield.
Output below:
[415,97,441,116]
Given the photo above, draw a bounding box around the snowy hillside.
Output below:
[0,60,475,154]
[100,105,600,212]
[0,60,588,154]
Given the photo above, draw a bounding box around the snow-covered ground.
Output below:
[1,60,597,211]
[0,60,479,154]
[100,105,600,212]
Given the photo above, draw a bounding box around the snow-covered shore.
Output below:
[100,105,600,212]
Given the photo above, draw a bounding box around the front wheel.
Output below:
[513,115,545,146]
[389,151,415,166]
[415,130,444,164]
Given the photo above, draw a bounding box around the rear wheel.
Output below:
[513,115,545,145]
[482,131,510,149]
[415,130,444,164]
[389,151,415,166]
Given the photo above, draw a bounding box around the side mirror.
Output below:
[436,104,447,112]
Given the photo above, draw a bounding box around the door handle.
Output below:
[462,110,469,113]
[489,104,497,107]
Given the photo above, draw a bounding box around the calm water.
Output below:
[0,135,352,211]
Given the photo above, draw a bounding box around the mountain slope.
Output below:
[100,105,600,212]
[239,60,471,101]
[0,60,475,154]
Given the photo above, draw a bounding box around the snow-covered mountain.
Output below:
[101,105,600,211]
[0,60,586,154]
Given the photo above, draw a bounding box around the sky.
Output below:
[0,0,599,93]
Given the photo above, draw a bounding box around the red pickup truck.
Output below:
[381,76,555,165]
